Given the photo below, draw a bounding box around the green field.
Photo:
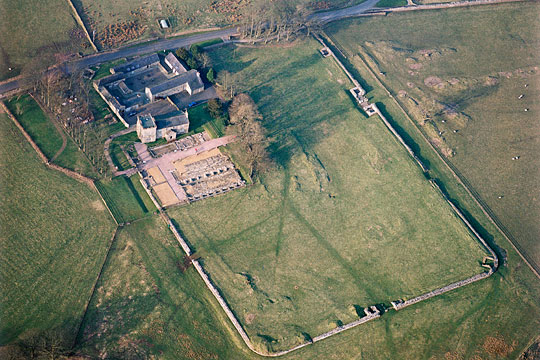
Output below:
[0,114,116,344]
[188,102,226,138]
[0,0,89,80]
[166,40,493,353]
[78,216,246,359]
[95,175,156,224]
[325,1,540,272]
[376,0,407,7]
[9,37,535,360]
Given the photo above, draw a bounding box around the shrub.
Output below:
[186,57,198,70]
[175,48,190,62]
[190,44,202,59]
[207,98,223,119]
[206,68,215,83]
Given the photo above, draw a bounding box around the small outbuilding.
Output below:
[159,19,170,29]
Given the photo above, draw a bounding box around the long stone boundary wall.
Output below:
[385,0,525,13]
[338,32,540,279]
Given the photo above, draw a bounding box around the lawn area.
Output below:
[0,0,89,81]
[5,95,99,178]
[5,95,63,160]
[167,40,492,353]
[376,0,407,7]
[325,1,540,272]
[109,132,138,172]
[77,216,246,359]
[188,102,226,138]
[0,114,116,344]
[95,175,156,224]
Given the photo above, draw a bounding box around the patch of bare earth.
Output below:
[91,200,106,211]
[424,76,444,88]
[245,313,256,324]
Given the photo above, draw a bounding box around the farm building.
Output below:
[94,53,211,129]
[165,52,187,75]
[136,111,189,143]
[145,70,204,101]
[111,53,161,75]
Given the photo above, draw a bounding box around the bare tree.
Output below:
[228,94,271,178]
[217,70,239,99]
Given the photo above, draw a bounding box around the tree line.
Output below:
[210,93,271,180]
[21,59,112,177]
[240,0,322,43]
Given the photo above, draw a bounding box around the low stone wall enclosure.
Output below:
[154,36,499,357]
[2,26,502,356]
[130,37,501,357]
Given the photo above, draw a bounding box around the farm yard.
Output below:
[325,1,540,273]
[0,114,116,344]
[0,0,89,81]
[168,40,497,353]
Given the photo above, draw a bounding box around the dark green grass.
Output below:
[54,139,99,178]
[325,1,540,270]
[188,102,225,138]
[5,95,63,160]
[95,175,156,224]
[92,59,126,80]
[376,0,407,7]
[194,38,224,48]
[0,114,116,344]
[167,40,491,353]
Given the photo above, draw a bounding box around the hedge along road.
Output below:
[0,0,522,98]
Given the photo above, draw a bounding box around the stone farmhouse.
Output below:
[137,111,189,143]
[94,52,206,142]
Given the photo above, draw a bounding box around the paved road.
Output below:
[312,0,380,23]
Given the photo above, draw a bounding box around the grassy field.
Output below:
[0,0,89,81]
[38,37,539,359]
[78,216,248,359]
[0,114,116,344]
[95,175,156,224]
[165,40,494,353]
[5,95,98,178]
[325,1,540,272]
